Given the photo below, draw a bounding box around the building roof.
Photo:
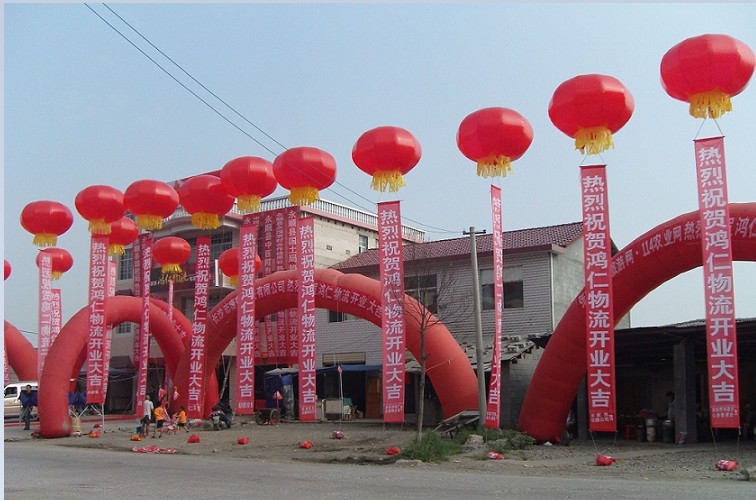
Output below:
[332,221,583,271]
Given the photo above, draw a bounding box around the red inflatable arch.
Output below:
[173,268,479,419]
[38,296,217,438]
[519,203,756,442]
[4,321,38,381]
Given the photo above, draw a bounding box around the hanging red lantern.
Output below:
[273,147,337,206]
[74,185,125,235]
[661,34,755,119]
[548,74,635,155]
[151,237,191,276]
[178,175,235,230]
[217,247,261,286]
[123,179,180,231]
[220,156,278,214]
[20,200,74,247]
[456,108,534,178]
[352,126,422,192]
[108,217,139,256]
[36,248,74,281]
[4,260,11,281]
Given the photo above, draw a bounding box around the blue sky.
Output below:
[3,3,756,343]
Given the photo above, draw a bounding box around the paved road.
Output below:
[4,441,755,499]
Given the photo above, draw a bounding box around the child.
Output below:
[174,405,189,433]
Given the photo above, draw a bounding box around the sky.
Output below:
[3,2,756,345]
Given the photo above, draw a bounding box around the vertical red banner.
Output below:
[102,260,116,399]
[297,217,317,421]
[286,207,299,364]
[263,212,275,359]
[86,234,109,404]
[4,351,10,385]
[50,289,62,347]
[37,253,53,377]
[580,165,617,432]
[378,201,406,423]
[485,185,504,428]
[275,210,286,362]
[132,236,143,379]
[188,237,211,419]
[236,215,258,414]
[695,136,740,428]
[135,233,152,419]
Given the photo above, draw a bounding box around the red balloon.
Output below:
[151,237,191,275]
[108,217,139,256]
[661,34,755,119]
[220,157,278,214]
[74,185,125,235]
[548,74,635,155]
[36,248,74,280]
[273,147,337,206]
[457,107,534,178]
[124,180,180,231]
[20,200,74,247]
[352,126,421,192]
[178,175,235,230]
[4,260,11,281]
[218,247,261,286]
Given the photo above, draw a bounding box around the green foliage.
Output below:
[454,427,535,452]
[400,432,461,462]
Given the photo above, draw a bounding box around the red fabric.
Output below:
[187,434,201,443]
[237,437,250,445]
[595,454,616,466]
[298,441,313,449]
[386,447,401,456]
[716,460,738,471]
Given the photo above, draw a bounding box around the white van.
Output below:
[4,381,39,420]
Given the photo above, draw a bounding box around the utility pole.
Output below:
[464,227,487,429]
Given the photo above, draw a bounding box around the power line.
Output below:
[85,4,459,236]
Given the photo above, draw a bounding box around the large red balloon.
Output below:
[178,175,235,230]
[20,200,74,247]
[124,179,180,231]
[218,247,261,286]
[457,107,534,178]
[74,185,125,234]
[352,126,422,192]
[273,147,337,206]
[220,156,278,214]
[4,260,10,281]
[548,74,634,155]
[151,237,191,275]
[36,248,74,280]
[661,34,755,119]
[108,217,139,256]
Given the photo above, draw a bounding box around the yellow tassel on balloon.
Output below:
[228,275,238,287]
[236,195,262,214]
[371,170,406,192]
[32,233,58,247]
[51,271,63,281]
[573,126,614,155]
[135,214,165,231]
[288,186,320,206]
[191,212,222,230]
[88,219,112,235]
[688,90,732,119]
[161,263,183,275]
[108,244,126,256]
[476,155,513,178]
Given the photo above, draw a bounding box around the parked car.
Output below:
[4,381,39,420]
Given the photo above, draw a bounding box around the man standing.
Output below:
[19,384,37,431]
[141,395,154,438]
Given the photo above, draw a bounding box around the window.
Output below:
[405,275,438,313]
[481,267,524,310]
[210,232,233,261]
[119,247,133,281]
[115,322,133,335]
[358,235,369,253]
[329,310,349,323]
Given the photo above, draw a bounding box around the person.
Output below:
[158,385,167,406]
[141,395,154,438]
[175,405,189,432]
[665,391,676,421]
[19,384,38,431]
[153,401,166,438]
[210,403,231,429]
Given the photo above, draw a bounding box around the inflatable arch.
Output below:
[4,320,38,381]
[38,296,219,438]
[519,203,756,442]
[173,268,479,419]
